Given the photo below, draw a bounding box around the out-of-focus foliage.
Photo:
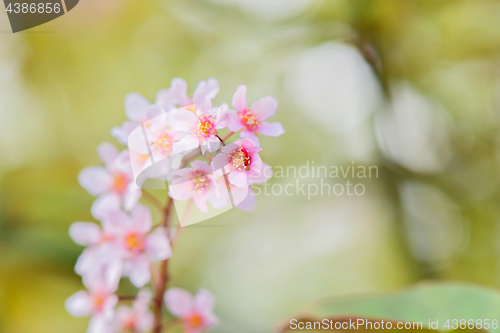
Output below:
[294,282,500,332]
[2,0,500,332]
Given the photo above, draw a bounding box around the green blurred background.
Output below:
[2,0,500,332]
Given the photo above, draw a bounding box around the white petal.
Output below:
[232,85,248,111]
[172,134,199,155]
[79,167,113,196]
[164,288,193,318]
[69,222,102,246]
[131,204,152,233]
[128,256,151,287]
[193,289,215,313]
[146,228,172,261]
[65,291,93,317]
[125,93,150,122]
[228,169,248,188]
[91,193,121,220]
[258,122,285,137]
[252,96,277,121]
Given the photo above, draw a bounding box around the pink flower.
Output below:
[213,138,264,188]
[228,85,284,145]
[79,142,142,220]
[169,161,227,213]
[107,204,172,287]
[156,78,219,111]
[170,80,228,154]
[164,288,218,333]
[111,93,164,145]
[65,270,118,333]
[69,220,123,286]
[114,289,154,332]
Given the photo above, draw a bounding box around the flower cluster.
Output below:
[66,78,284,332]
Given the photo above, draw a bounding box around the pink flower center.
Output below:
[185,313,204,329]
[125,233,145,252]
[192,115,217,138]
[231,147,251,171]
[92,294,106,312]
[123,316,137,330]
[154,130,174,154]
[190,171,210,192]
[113,173,129,195]
[239,109,260,131]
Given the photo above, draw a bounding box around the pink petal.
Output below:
[193,78,219,101]
[146,228,172,261]
[201,135,220,154]
[65,291,93,317]
[220,142,238,155]
[193,191,209,213]
[235,187,256,211]
[208,182,228,209]
[212,153,230,174]
[251,163,273,184]
[252,96,277,121]
[171,167,194,178]
[69,222,102,246]
[240,131,260,146]
[91,193,121,220]
[227,111,243,132]
[125,93,150,122]
[144,105,164,121]
[128,255,151,287]
[131,204,152,233]
[105,209,132,231]
[228,169,248,188]
[232,85,248,111]
[97,142,119,166]
[164,288,193,318]
[258,122,284,137]
[193,95,212,116]
[102,294,119,321]
[172,134,199,155]
[123,183,142,211]
[169,178,193,200]
[213,104,231,129]
[172,110,197,131]
[191,160,212,174]
[193,289,215,313]
[79,167,113,196]
[168,78,190,107]
[111,121,139,145]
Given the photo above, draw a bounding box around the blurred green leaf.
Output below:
[291,282,500,332]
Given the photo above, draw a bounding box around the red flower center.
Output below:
[239,109,260,131]
[231,147,251,171]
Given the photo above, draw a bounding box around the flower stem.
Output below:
[152,196,174,333]
[222,131,234,141]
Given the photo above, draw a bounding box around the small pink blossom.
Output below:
[69,220,123,286]
[111,93,164,145]
[169,161,227,213]
[170,80,228,154]
[156,78,219,111]
[107,204,172,287]
[65,271,118,333]
[164,288,218,333]
[228,85,284,145]
[78,142,142,220]
[213,138,264,188]
[114,289,154,332]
